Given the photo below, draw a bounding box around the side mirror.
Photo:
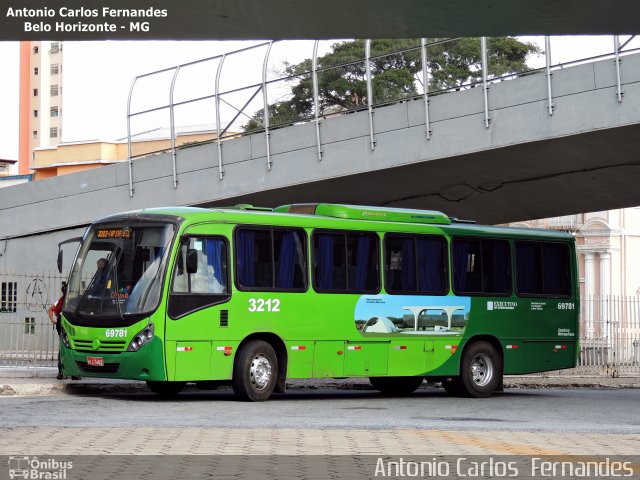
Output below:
[186,248,198,274]
[57,236,83,274]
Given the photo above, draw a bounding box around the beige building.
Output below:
[31,128,219,180]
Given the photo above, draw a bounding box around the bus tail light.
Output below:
[127,323,154,352]
[217,346,233,356]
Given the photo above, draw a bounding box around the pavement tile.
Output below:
[0,427,638,456]
[1,372,638,458]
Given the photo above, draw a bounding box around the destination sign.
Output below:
[96,228,131,239]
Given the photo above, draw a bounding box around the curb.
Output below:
[1,376,639,396]
[503,377,640,389]
[0,383,65,396]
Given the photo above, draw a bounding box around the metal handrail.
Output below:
[125,36,640,197]
[312,40,323,161]
[365,39,375,151]
[168,66,181,189]
[262,42,274,171]
[480,37,490,129]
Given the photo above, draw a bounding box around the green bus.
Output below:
[59,203,579,401]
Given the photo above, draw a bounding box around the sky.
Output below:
[0,35,637,166]
[0,39,339,162]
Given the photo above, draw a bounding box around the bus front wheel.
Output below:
[232,340,278,402]
[458,341,502,398]
[146,381,186,397]
[369,376,424,396]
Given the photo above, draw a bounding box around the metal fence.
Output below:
[2,270,639,377]
[571,296,640,377]
[0,271,65,375]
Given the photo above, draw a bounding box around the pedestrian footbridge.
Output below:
[2,42,640,269]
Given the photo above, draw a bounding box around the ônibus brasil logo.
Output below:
[8,456,72,479]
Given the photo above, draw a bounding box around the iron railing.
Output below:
[125,36,639,197]
[573,296,640,377]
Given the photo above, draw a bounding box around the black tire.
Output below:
[369,376,424,395]
[441,377,463,396]
[458,341,502,398]
[232,340,278,402]
[146,381,186,396]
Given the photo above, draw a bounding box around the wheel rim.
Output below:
[470,353,493,387]
[249,353,272,391]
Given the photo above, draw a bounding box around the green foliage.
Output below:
[242,100,299,132]
[243,37,541,132]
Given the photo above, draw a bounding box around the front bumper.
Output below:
[60,337,166,381]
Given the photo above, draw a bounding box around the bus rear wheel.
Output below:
[232,340,278,402]
[369,376,424,395]
[458,341,502,398]
[146,381,186,397]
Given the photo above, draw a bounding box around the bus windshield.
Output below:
[64,222,176,326]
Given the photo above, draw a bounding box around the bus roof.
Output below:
[97,204,574,241]
[275,203,452,225]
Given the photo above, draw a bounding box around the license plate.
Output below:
[87,356,104,367]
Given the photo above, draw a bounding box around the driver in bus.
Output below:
[88,258,110,297]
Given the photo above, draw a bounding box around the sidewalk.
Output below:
[1,369,639,396]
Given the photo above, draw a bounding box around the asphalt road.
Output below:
[1,384,639,434]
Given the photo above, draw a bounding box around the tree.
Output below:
[243,37,541,131]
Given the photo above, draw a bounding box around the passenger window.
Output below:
[482,239,511,295]
[313,231,379,293]
[453,238,511,296]
[169,236,230,319]
[235,228,307,291]
[172,237,228,294]
[385,234,447,295]
[516,242,570,297]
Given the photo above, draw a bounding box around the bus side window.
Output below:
[235,227,307,291]
[452,238,511,296]
[385,236,416,292]
[173,246,188,292]
[168,236,230,319]
[172,237,228,294]
[313,231,379,293]
[516,241,570,297]
[384,234,447,295]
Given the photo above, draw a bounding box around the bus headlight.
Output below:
[127,323,154,352]
[61,329,70,348]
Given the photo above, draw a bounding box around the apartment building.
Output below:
[18,41,63,176]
